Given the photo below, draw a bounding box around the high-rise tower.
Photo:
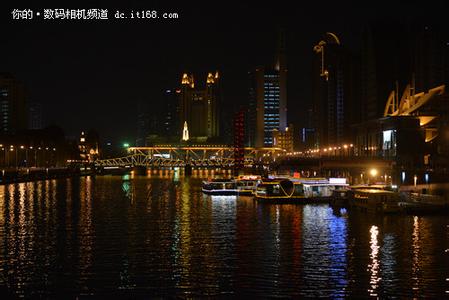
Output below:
[179,72,220,140]
[312,32,359,147]
[0,73,27,133]
[248,29,288,148]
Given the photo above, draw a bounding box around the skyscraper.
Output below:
[248,29,288,148]
[360,22,448,123]
[360,23,411,121]
[0,73,27,133]
[179,71,220,140]
[413,24,449,92]
[162,89,180,137]
[312,32,359,148]
[28,101,44,130]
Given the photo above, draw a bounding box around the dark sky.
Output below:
[1,1,447,144]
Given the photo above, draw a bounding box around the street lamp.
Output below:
[20,145,25,167]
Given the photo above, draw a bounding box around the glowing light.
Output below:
[370,168,378,177]
[206,72,215,84]
[182,121,189,141]
[123,143,130,148]
[368,225,380,296]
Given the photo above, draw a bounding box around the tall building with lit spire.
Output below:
[179,71,220,140]
[312,32,359,148]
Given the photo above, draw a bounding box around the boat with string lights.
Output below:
[254,178,305,203]
[202,179,238,195]
[235,175,262,195]
[254,177,349,203]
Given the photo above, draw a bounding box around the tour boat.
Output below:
[202,179,238,195]
[254,178,307,203]
[255,177,350,203]
[235,175,262,195]
[349,188,401,213]
[299,177,349,199]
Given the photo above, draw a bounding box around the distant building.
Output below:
[413,24,449,92]
[273,125,294,152]
[360,23,449,124]
[136,110,149,147]
[179,71,220,141]
[248,29,288,147]
[233,109,245,171]
[79,130,100,162]
[162,89,180,138]
[0,73,27,133]
[354,84,448,183]
[300,108,316,150]
[312,32,359,149]
[28,101,43,130]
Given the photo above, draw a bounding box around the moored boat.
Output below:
[202,179,238,195]
[254,178,306,203]
[350,188,401,213]
[300,177,349,199]
[398,192,449,214]
[235,175,262,195]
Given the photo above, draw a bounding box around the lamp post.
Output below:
[37,147,42,168]
[369,168,378,185]
[29,146,33,167]
[20,145,25,168]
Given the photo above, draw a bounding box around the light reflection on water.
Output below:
[368,225,380,296]
[0,175,447,298]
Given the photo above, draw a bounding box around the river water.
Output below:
[0,173,448,298]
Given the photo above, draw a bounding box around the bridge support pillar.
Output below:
[185,164,192,176]
[132,166,147,176]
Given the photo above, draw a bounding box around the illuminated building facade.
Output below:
[0,73,27,133]
[179,72,220,141]
[79,130,99,162]
[233,109,245,171]
[248,29,288,147]
[273,124,294,152]
[354,84,448,183]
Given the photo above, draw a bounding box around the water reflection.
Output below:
[301,205,348,297]
[79,176,93,290]
[368,225,380,297]
[0,175,448,297]
[412,216,421,293]
[328,207,348,297]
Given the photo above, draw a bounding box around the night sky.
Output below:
[1,0,447,144]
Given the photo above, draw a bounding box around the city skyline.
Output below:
[0,1,448,143]
[2,3,449,298]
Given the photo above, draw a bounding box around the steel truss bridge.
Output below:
[95,146,286,168]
